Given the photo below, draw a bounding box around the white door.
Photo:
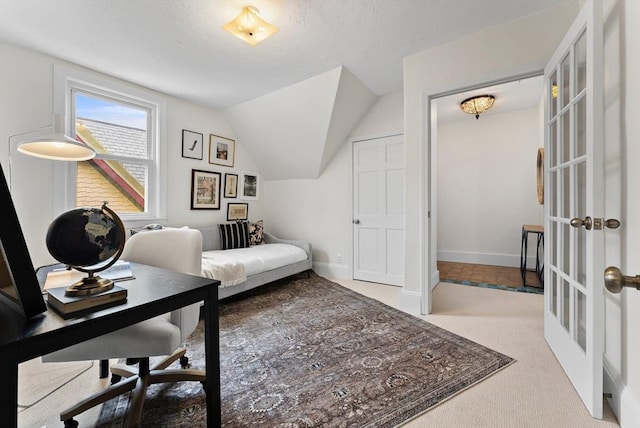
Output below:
[544,0,604,418]
[352,135,404,286]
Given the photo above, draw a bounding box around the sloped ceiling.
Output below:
[224,66,376,180]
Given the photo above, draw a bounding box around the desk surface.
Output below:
[0,262,218,363]
[0,262,220,427]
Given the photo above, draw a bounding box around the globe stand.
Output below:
[66,273,115,297]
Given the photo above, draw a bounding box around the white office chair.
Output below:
[42,228,206,428]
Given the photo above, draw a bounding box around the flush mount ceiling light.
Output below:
[460,95,496,119]
[223,6,278,46]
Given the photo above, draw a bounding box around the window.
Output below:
[54,65,166,225]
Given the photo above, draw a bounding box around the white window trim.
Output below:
[53,64,167,228]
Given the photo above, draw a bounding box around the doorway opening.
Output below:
[431,75,544,295]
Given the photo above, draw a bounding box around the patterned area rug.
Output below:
[97,272,514,427]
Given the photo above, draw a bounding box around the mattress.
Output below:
[202,243,308,278]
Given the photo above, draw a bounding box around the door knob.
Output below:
[603,219,621,229]
[353,219,360,225]
[603,266,640,293]
[570,216,593,230]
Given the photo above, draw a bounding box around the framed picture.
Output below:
[227,203,249,221]
[240,170,260,200]
[224,173,238,198]
[209,134,235,167]
[0,163,46,319]
[190,169,221,210]
[182,129,203,160]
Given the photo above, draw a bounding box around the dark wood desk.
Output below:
[0,263,220,427]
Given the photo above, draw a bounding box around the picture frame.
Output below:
[227,203,249,221]
[190,169,221,210]
[240,170,260,200]
[209,134,235,167]
[224,173,238,198]
[0,163,46,319]
[182,129,203,160]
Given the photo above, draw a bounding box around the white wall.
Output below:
[263,90,403,278]
[437,106,543,267]
[0,41,260,267]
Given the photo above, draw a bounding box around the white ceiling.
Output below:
[0,0,570,110]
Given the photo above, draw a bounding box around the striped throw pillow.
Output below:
[219,222,250,250]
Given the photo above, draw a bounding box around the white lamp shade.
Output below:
[17,134,95,161]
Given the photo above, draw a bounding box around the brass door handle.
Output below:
[570,217,621,231]
[603,219,621,229]
[570,216,593,230]
[603,266,640,293]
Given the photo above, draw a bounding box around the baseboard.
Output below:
[399,289,421,316]
[604,361,640,427]
[431,269,440,290]
[437,250,535,269]
[313,261,350,280]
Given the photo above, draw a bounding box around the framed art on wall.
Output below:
[224,173,238,198]
[190,169,221,210]
[240,170,259,200]
[0,163,46,319]
[182,129,203,160]
[209,134,235,167]
[227,203,249,221]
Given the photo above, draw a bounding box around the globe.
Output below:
[46,202,125,296]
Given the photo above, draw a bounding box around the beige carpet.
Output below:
[18,277,620,428]
[18,359,93,409]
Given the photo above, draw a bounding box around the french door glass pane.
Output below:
[550,120,558,167]
[550,70,558,117]
[562,167,571,218]
[561,53,571,109]
[550,171,557,216]
[576,96,587,157]
[563,223,571,274]
[577,289,587,352]
[577,228,587,284]
[575,30,587,95]
[562,112,571,164]
[551,270,558,316]
[562,278,570,331]
[549,221,557,266]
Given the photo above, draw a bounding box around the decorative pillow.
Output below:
[248,220,264,246]
[219,221,250,250]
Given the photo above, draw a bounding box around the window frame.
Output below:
[53,64,167,228]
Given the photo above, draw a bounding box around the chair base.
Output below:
[60,348,205,428]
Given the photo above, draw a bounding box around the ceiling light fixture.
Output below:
[460,95,496,119]
[223,6,278,46]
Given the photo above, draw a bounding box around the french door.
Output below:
[544,0,604,418]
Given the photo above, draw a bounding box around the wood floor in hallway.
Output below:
[437,261,543,292]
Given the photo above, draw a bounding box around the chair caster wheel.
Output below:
[180,355,190,368]
[63,419,79,428]
[111,374,122,384]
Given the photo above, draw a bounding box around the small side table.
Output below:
[520,224,544,287]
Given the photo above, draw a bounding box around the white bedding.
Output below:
[201,243,308,286]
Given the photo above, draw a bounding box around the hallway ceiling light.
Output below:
[223,6,278,46]
[460,95,495,119]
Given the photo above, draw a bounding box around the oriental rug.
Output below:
[97,272,514,427]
